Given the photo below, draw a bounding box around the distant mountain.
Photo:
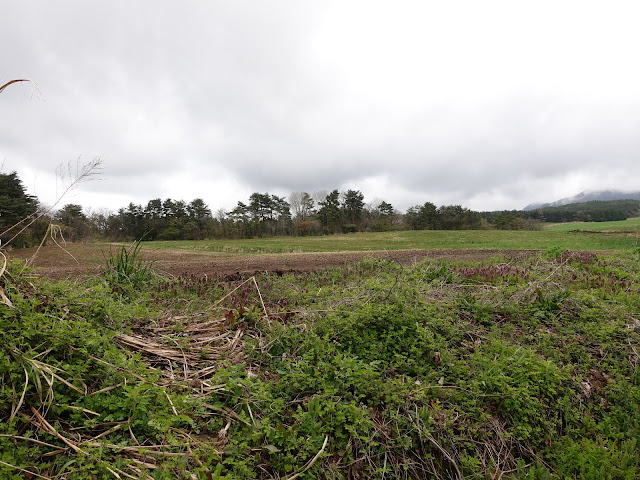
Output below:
[523,190,640,211]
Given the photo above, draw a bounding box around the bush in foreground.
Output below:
[0,251,639,478]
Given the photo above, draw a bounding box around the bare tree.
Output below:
[312,190,328,205]
[289,192,305,220]
[290,192,316,221]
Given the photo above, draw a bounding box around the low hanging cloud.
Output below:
[2,1,640,214]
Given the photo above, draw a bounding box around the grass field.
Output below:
[545,217,640,232]
[144,228,640,254]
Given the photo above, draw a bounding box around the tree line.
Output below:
[65,189,401,241]
[482,200,640,228]
[2,171,640,247]
[535,200,640,223]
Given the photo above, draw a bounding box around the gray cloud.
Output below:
[3,1,640,214]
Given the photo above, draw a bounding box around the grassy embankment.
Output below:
[1,229,639,479]
[145,224,640,254]
[545,217,640,232]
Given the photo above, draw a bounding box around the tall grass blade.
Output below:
[101,237,154,287]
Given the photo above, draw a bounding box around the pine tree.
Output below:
[0,171,38,245]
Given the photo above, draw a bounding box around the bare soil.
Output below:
[10,243,539,281]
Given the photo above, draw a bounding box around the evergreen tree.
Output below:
[317,190,341,233]
[55,204,89,241]
[0,171,39,246]
[341,189,365,226]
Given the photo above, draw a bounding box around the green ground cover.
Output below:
[146,228,640,254]
[1,246,639,479]
[545,218,640,232]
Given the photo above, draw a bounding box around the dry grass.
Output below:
[0,79,40,94]
[2,307,254,479]
[117,313,248,392]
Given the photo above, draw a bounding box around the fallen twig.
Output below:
[285,435,329,480]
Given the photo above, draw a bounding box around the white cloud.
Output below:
[2,0,640,214]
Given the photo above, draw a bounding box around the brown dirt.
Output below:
[10,243,539,281]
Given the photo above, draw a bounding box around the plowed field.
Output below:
[11,243,538,281]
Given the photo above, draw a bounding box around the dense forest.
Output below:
[483,199,640,228]
[2,171,639,246]
[534,199,640,223]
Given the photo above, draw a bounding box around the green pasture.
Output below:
[145,228,640,254]
[545,217,640,232]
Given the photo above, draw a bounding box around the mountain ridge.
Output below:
[523,190,640,211]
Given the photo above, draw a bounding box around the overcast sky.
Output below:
[2,1,640,214]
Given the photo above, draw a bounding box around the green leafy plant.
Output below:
[101,237,154,288]
[2,245,640,478]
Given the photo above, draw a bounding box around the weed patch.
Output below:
[100,238,154,290]
[1,250,639,478]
